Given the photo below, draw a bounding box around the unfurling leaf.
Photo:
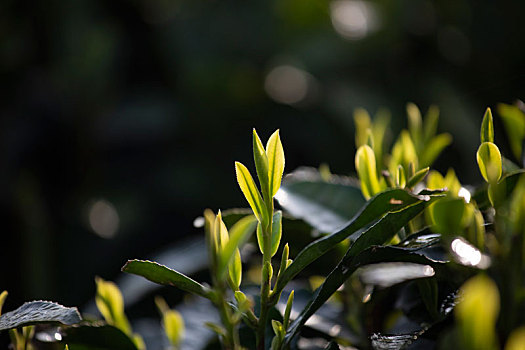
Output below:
[355,145,381,199]
[407,167,429,189]
[235,161,268,225]
[253,129,270,202]
[283,290,294,329]
[266,130,285,197]
[481,107,494,143]
[229,249,242,289]
[218,215,257,280]
[477,142,502,184]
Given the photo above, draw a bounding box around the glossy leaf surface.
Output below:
[122,260,214,300]
[272,189,437,298]
[275,168,365,233]
[283,200,435,345]
[0,301,81,330]
[235,161,267,224]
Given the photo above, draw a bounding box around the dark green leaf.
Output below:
[0,301,81,330]
[275,167,365,233]
[122,260,214,300]
[272,189,436,298]
[271,211,282,257]
[283,201,436,345]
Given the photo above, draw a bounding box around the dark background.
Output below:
[1,0,524,312]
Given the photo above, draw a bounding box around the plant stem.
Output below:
[257,221,273,350]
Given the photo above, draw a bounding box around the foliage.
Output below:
[3,101,525,350]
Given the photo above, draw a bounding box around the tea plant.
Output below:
[1,102,525,350]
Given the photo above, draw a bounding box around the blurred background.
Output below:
[1,0,524,313]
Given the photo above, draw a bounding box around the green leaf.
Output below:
[95,277,132,335]
[217,215,257,280]
[407,167,430,189]
[122,260,214,300]
[420,133,452,168]
[266,129,285,197]
[423,105,439,143]
[396,165,406,188]
[271,189,439,299]
[355,145,381,199]
[407,102,423,150]
[256,222,264,254]
[235,161,268,224]
[162,309,185,346]
[456,275,499,350]
[275,167,365,233]
[0,291,7,316]
[282,209,440,346]
[0,301,81,331]
[253,129,270,202]
[229,248,242,289]
[477,142,502,183]
[481,107,494,143]
[283,290,294,330]
[271,211,283,257]
[498,103,525,160]
[428,197,467,234]
[353,108,372,148]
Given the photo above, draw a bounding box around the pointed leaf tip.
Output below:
[266,129,285,197]
[481,107,494,143]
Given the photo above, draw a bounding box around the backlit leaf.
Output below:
[271,211,282,257]
[217,215,257,280]
[477,142,502,183]
[235,161,268,224]
[355,145,381,199]
[481,107,494,143]
[253,129,270,202]
[266,130,285,197]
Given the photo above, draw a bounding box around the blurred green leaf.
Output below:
[428,197,467,234]
[477,142,502,183]
[356,145,381,199]
[0,301,81,331]
[456,274,500,350]
[95,277,131,335]
[498,103,525,161]
[122,260,214,300]
[217,215,257,280]
[420,133,452,168]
